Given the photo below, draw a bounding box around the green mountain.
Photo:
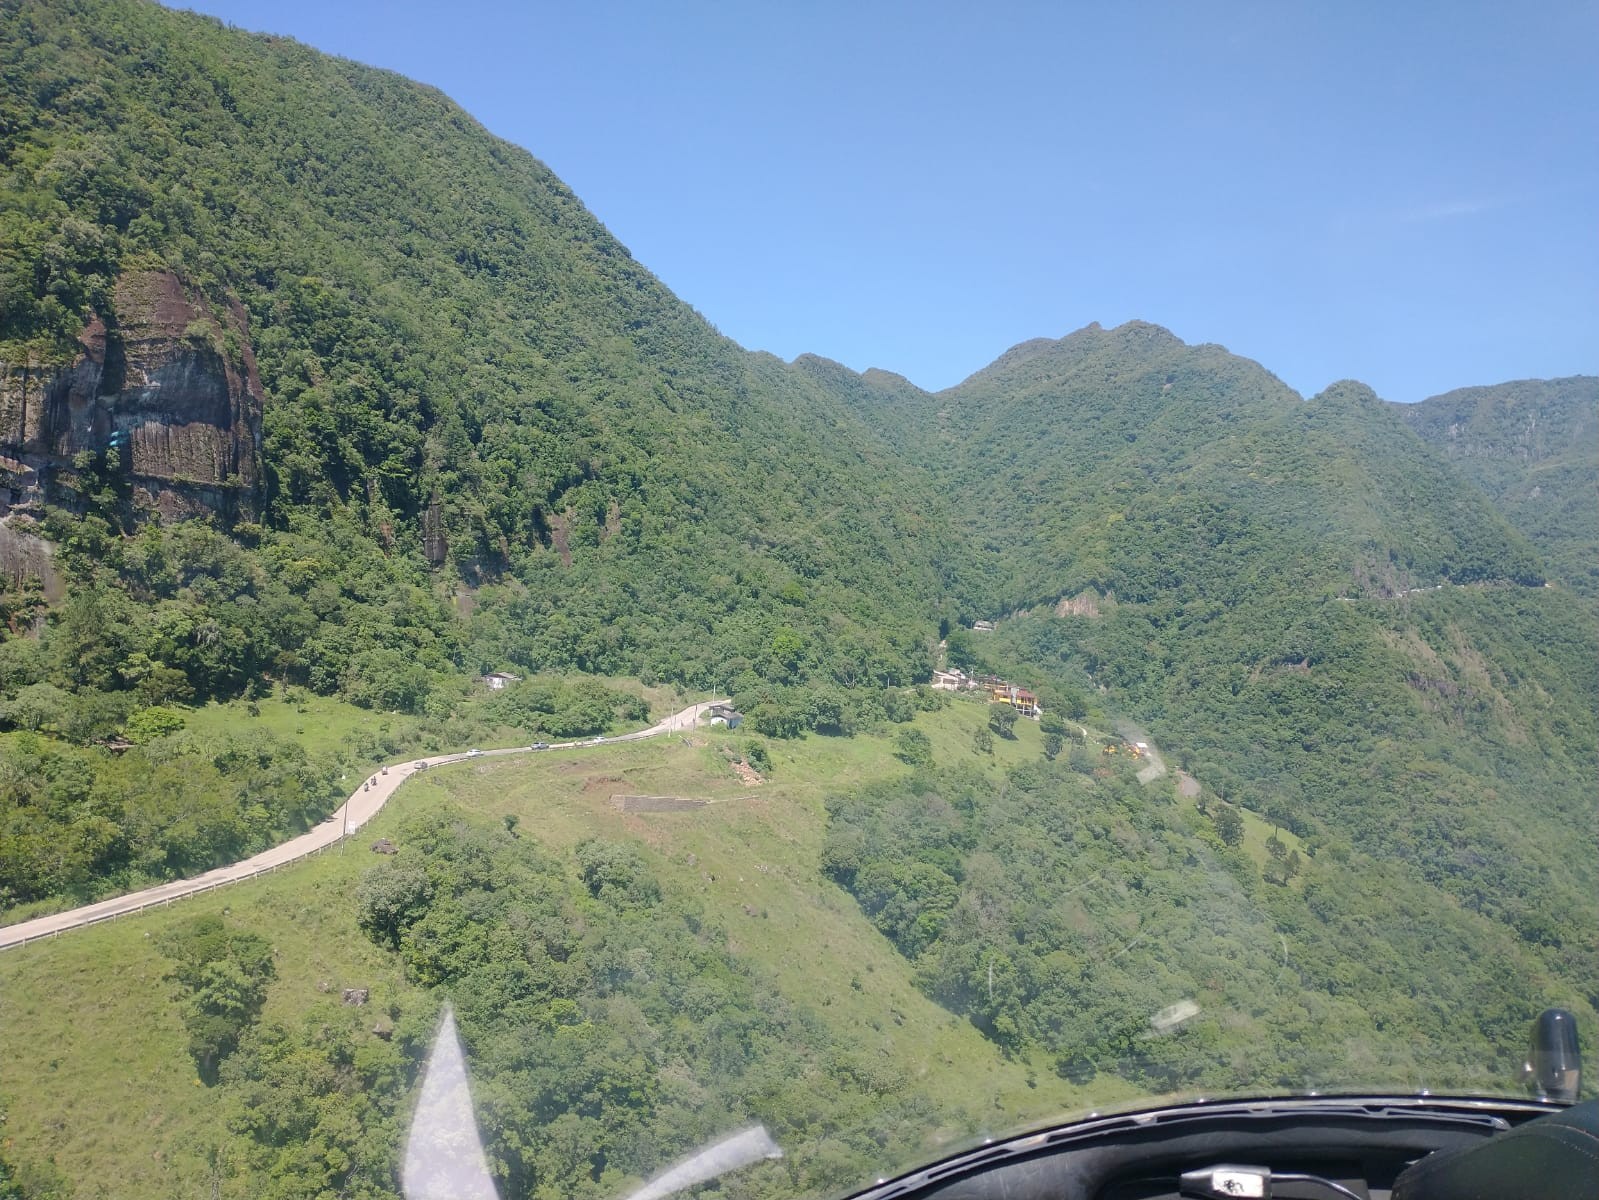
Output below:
[1,0,960,698]
[1,0,1590,981]
[1395,377,1599,596]
[0,5,1595,1198]
[831,322,1595,960]
[840,320,1547,609]
[0,0,983,909]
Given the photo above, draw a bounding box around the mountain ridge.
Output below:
[1396,375,1598,595]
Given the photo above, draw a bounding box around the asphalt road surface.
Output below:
[0,699,725,951]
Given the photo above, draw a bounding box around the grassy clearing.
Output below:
[423,719,1118,1121]
[179,690,403,758]
[920,696,1049,770]
[0,708,1119,1199]
[1171,789,1308,889]
[0,847,423,1200]
[179,673,699,768]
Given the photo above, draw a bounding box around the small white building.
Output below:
[931,668,967,691]
[706,703,744,730]
[480,671,521,690]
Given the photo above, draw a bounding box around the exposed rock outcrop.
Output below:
[0,514,63,606]
[0,270,262,521]
[1055,588,1112,618]
[421,493,448,566]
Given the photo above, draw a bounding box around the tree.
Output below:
[1057,688,1089,720]
[158,916,275,1079]
[743,739,772,774]
[894,728,933,769]
[1212,805,1244,848]
[123,705,187,743]
[973,726,994,755]
[1043,732,1064,761]
[356,862,434,949]
[575,839,660,908]
[988,704,1019,739]
[945,627,979,672]
[1262,829,1292,881]
[0,683,68,733]
[766,626,809,676]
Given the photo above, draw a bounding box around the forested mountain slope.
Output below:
[841,320,1546,610]
[0,0,978,914]
[0,0,1590,949]
[1396,377,1599,596]
[0,0,963,704]
[835,322,1596,971]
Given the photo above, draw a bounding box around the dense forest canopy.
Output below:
[1,0,969,702]
[1395,376,1599,596]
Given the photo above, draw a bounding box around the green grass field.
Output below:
[0,705,1129,1199]
[179,674,704,767]
[179,690,404,757]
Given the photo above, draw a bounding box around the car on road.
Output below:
[466,748,483,757]
[531,742,549,750]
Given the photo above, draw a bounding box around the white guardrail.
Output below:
[3,838,345,949]
[0,700,722,952]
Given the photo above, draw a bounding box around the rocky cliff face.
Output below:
[0,270,262,521]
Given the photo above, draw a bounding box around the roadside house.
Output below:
[706,703,744,730]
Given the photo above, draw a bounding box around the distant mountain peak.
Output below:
[791,352,847,373]
[860,367,918,391]
[1310,379,1385,407]
[950,321,1188,392]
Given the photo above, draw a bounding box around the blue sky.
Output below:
[173,1,1596,400]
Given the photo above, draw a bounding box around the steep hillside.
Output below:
[0,0,996,919]
[0,0,961,700]
[1396,377,1599,595]
[928,322,1543,609]
[836,323,1594,970]
[0,722,1089,1200]
[6,714,1589,1200]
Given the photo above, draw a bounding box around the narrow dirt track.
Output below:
[0,700,725,951]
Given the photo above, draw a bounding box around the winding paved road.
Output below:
[0,699,725,951]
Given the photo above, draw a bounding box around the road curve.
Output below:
[0,699,726,951]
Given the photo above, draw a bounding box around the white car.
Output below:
[466,748,483,758]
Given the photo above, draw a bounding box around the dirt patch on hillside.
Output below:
[548,508,573,567]
[732,762,764,787]
[612,795,707,813]
[1054,589,1113,618]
